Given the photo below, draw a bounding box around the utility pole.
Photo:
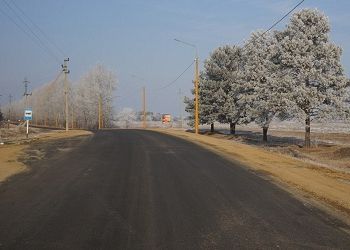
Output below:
[71,104,74,129]
[142,86,146,129]
[0,94,2,126]
[23,78,32,107]
[8,94,13,129]
[178,88,184,128]
[23,78,32,138]
[194,56,199,134]
[98,94,103,130]
[62,58,70,132]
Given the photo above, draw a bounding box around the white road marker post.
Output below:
[26,120,29,139]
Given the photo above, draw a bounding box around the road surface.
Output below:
[0,130,349,249]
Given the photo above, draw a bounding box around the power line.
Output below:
[157,60,194,90]
[0,0,61,63]
[159,1,305,93]
[0,6,35,45]
[8,0,66,57]
[2,0,61,63]
[261,0,305,36]
[242,0,305,50]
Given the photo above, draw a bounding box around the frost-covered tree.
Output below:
[198,76,218,132]
[185,80,218,132]
[185,45,254,134]
[202,45,251,134]
[0,110,3,123]
[6,73,66,127]
[244,31,293,142]
[184,77,217,132]
[75,64,117,129]
[184,92,195,128]
[6,64,117,130]
[279,9,348,147]
[344,85,350,122]
[115,107,136,128]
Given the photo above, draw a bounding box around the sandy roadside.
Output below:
[152,128,350,221]
[0,130,92,183]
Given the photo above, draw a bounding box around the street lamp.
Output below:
[174,38,199,134]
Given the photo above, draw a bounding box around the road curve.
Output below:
[0,129,349,249]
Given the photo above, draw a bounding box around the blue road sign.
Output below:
[24,109,33,121]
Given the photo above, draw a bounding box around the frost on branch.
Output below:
[75,64,117,129]
[243,30,294,142]
[278,9,348,147]
[201,45,251,134]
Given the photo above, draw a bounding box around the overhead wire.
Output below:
[2,0,61,63]
[156,60,194,90]
[0,0,62,64]
[0,5,38,46]
[8,0,66,57]
[157,1,305,93]
[243,0,305,50]
[261,0,305,36]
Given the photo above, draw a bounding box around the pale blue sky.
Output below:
[0,0,349,115]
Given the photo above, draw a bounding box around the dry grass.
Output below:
[200,128,350,173]
[0,124,43,143]
[34,130,92,141]
[153,128,350,218]
[0,129,92,183]
[0,144,27,182]
[272,144,350,173]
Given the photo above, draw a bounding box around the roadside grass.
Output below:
[204,130,350,173]
[0,144,27,183]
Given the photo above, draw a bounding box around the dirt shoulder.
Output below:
[0,130,92,183]
[153,128,350,222]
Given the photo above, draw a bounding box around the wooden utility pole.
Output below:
[62,58,70,132]
[71,104,74,129]
[178,88,184,128]
[194,56,199,134]
[98,94,103,130]
[8,94,12,122]
[142,86,146,129]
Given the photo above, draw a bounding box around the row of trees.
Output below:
[186,9,350,147]
[4,64,117,129]
[0,110,3,124]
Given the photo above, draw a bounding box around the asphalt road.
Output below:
[0,130,349,249]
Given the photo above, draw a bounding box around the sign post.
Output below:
[24,109,32,138]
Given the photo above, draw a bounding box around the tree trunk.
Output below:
[210,123,214,133]
[305,115,311,148]
[263,127,268,142]
[230,122,236,135]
